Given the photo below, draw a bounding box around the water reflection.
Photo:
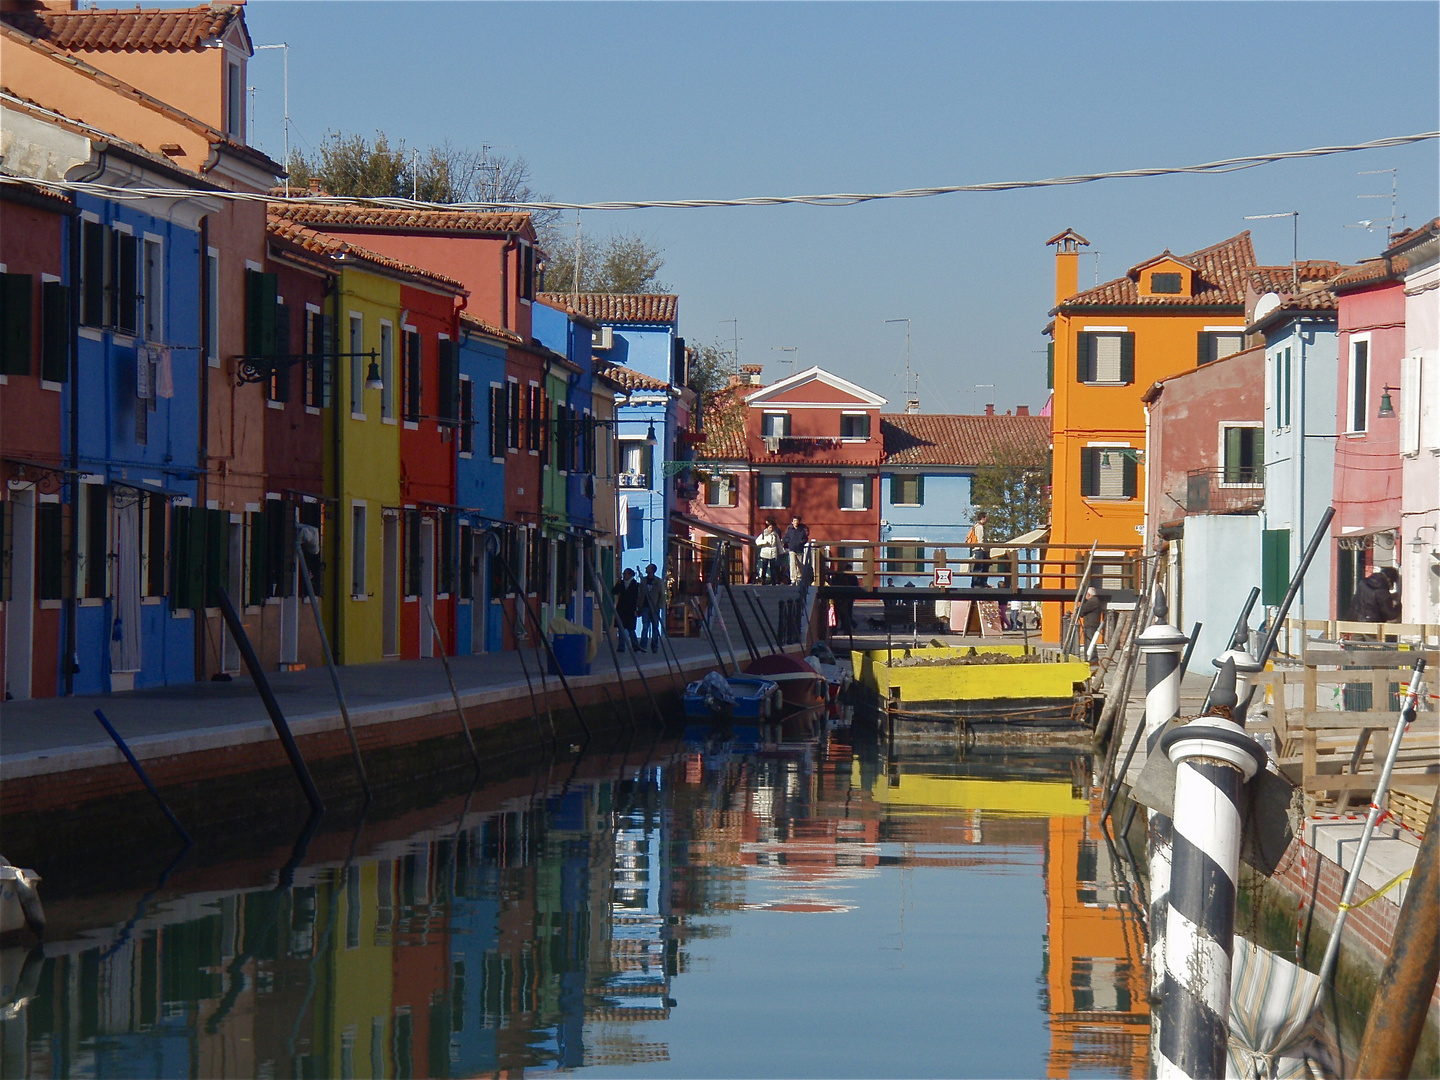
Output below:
[3,726,1149,1078]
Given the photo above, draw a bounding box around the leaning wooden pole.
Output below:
[1353,780,1440,1080]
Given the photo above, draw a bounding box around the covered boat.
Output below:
[684,671,781,720]
[743,653,827,713]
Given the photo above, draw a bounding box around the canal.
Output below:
[1,720,1151,1079]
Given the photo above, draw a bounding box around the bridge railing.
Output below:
[813,541,1142,594]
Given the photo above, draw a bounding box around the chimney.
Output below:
[1047,228,1090,306]
[984,404,995,416]
[308,177,322,196]
[1016,405,1030,416]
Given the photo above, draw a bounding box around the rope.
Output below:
[1337,867,1412,913]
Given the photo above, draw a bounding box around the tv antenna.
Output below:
[479,144,516,204]
[885,318,918,413]
[1244,211,1299,289]
[1349,168,1405,238]
[1089,251,1104,286]
[720,319,741,372]
[771,346,798,370]
[973,383,995,413]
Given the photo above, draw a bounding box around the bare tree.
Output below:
[543,230,668,295]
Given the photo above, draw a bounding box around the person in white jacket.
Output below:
[755,519,780,584]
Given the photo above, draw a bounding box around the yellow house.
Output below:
[322,861,395,1079]
[1043,230,1256,637]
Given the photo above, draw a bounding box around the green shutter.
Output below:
[1119,333,1135,384]
[85,484,108,597]
[41,282,70,382]
[1046,341,1054,390]
[1076,333,1092,383]
[1122,454,1137,498]
[245,269,278,358]
[1080,449,1096,497]
[0,272,33,376]
[38,502,65,600]
[1262,529,1290,606]
[888,475,899,505]
[915,475,924,506]
[248,509,268,605]
[146,494,167,597]
[1198,332,1210,367]
[205,507,228,607]
[1224,428,1242,484]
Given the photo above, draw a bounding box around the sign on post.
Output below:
[933,567,953,588]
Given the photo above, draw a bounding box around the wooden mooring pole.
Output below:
[1353,782,1440,1079]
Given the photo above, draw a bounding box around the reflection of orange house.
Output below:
[1044,229,1257,637]
[1044,803,1149,1079]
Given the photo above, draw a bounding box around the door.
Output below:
[382,512,399,656]
[279,505,299,665]
[472,528,486,652]
[111,495,142,685]
[419,516,435,658]
[4,489,36,699]
[221,516,244,672]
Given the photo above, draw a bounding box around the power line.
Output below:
[4,131,1434,211]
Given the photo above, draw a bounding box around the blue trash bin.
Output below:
[548,633,590,676]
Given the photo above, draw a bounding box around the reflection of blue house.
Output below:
[1247,277,1342,621]
[879,412,1050,585]
[537,294,689,577]
[456,313,514,652]
[66,180,206,694]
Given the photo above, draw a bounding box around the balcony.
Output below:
[1177,466,1265,516]
[617,472,651,490]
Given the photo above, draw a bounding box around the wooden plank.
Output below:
[1302,711,1440,729]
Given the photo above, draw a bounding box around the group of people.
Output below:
[753,516,810,585]
[611,563,667,652]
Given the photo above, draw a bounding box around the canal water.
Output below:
[1,721,1152,1079]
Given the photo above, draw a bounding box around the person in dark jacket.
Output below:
[1077,585,1106,661]
[612,568,640,650]
[783,516,810,585]
[1352,567,1401,623]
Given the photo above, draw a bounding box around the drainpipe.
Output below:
[328,273,344,659]
[63,185,85,695]
[196,214,212,681]
[1296,324,1308,664]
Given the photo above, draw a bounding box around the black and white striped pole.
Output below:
[1138,621,1188,1014]
[1156,660,1267,1079]
[1213,645,1264,723]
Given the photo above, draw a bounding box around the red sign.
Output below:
[933,567,953,587]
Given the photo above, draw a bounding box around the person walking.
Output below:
[755,519,780,584]
[1078,585,1106,661]
[1352,565,1401,626]
[612,568,640,651]
[638,563,667,653]
[966,512,990,588]
[783,515,810,585]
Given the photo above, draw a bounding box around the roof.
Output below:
[699,383,748,459]
[880,413,1051,468]
[537,292,678,325]
[265,214,467,294]
[1333,255,1411,292]
[0,4,242,52]
[600,363,671,393]
[269,202,532,236]
[0,21,281,177]
[1055,231,1257,311]
[458,312,522,345]
[745,365,888,408]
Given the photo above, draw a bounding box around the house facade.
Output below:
[1396,221,1440,624]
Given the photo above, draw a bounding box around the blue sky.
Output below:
[243,2,1438,413]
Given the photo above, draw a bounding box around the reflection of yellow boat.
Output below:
[854,764,1091,817]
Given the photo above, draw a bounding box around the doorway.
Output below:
[111,495,142,689]
[382,512,399,656]
[221,516,244,672]
[4,489,36,699]
[419,516,435,658]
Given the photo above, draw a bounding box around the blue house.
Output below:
[1247,268,1345,624]
[456,312,515,653]
[879,411,1051,585]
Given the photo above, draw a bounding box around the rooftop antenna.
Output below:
[720,319,740,373]
[1355,168,1404,238]
[253,43,289,196]
[771,346,798,370]
[573,210,582,305]
[1089,251,1104,286]
[1244,211,1299,289]
[479,144,516,204]
[886,318,918,413]
[973,383,995,413]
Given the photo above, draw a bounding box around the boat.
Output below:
[0,860,44,941]
[683,671,781,720]
[743,653,828,713]
[806,641,852,713]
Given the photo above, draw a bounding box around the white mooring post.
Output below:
[1156,660,1267,1079]
[1138,621,1188,1030]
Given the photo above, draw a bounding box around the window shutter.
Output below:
[204,507,228,607]
[1076,333,1093,383]
[1080,448,1097,497]
[248,509,269,605]
[273,302,291,401]
[245,269,277,357]
[1224,427,1242,483]
[36,502,64,600]
[508,382,521,448]
[888,475,899,505]
[81,220,105,327]
[405,331,422,421]
[490,386,504,457]
[1119,333,1135,384]
[1262,529,1290,606]
[440,513,455,595]
[0,272,32,376]
[299,501,323,596]
[405,510,422,596]
[436,340,459,421]
[1122,453,1137,498]
[41,282,71,382]
[1046,341,1054,390]
[1197,332,1210,367]
[146,494,167,597]
[915,475,924,506]
[116,233,139,335]
[85,484,108,597]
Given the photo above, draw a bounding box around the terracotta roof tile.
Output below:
[1057,231,1257,311]
[0,5,240,52]
[699,383,748,459]
[269,202,532,235]
[881,413,1050,468]
[458,311,522,345]
[265,213,467,294]
[1333,255,1410,291]
[537,292,678,325]
[600,363,670,393]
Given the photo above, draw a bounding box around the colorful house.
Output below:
[1396,221,1440,625]
[1043,228,1256,636]
[681,370,760,580]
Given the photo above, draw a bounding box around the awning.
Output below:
[991,527,1050,551]
[671,510,754,545]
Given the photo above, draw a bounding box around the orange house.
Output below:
[1043,229,1256,637]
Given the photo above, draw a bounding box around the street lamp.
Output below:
[645,420,658,446]
[365,358,384,391]
[1377,385,1397,419]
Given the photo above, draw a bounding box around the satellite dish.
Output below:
[1252,291,1282,323]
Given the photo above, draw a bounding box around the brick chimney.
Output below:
[1047,228,1090,306]
[984,404,995,416]
[1016,405,1030,416]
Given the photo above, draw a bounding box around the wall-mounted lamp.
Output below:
[365,359,384,391]
[1377,385,1398,419]
[1412,525,1437,553]
[645,420,658,446]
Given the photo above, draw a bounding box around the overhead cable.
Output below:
[2,131,1435,211]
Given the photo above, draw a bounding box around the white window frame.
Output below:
[761,411,790,438]
[458,373,474,458]
[1346,334,1371,435]
[1084,441,1133,501]
[839,411,870,441]
[350,501,368,600]
[1218,421,1263,487]
[141,234,163,343]
[756,472,789,510]
[839,473,870,511]
[379,320,395,422]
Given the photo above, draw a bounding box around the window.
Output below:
[526,385,543,452]
[489,384,506,457]
[704,474,738,506]
[459,527,475,600]
[839,475,870,510]
[41,281,70,383]
[404,510,422,597]
[619,440,652,487]
[0,272,32,376]
[37,501,66,600]
[840,413,870,440]
[506,381,522,449]
[518,242,535,301]
[1261,529,1290,607]
[757,473,790,509]
[1080,447,1136,499]
[268,302,292,403]
[889,474,923,506]
[1348,339,1369,433]
[226,61,244,138]
[885,544,925,575]
[349,315,364,416]
[81,220,106,328]
[1198,331,1244,366]
[437,339,457,423]
[112,230,138,336]
[459,376,474,454]
[305,306,330,408]
[351,503,367,598]
[1273,347,1292,428]
[79,483,110,598]
[1150,272,1182,294]
[142,238,162,341]
[1222,426,1263,484]
[380,323,395,420]
[761,412,791,438]
[403,329,421,422]
[1077,332,1134,384]
[835,545,865,574]
[205,250,220,366]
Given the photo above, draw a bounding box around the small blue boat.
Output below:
[683,672,780,720]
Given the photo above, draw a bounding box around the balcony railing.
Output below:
[1178,466,1264,516]
[617,472,651,489]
